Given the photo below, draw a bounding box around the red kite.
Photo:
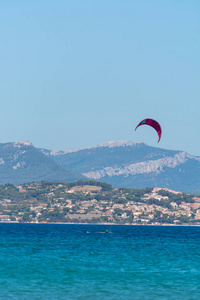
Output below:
[135,118,162,142]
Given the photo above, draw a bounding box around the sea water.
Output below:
[0,224,200,300]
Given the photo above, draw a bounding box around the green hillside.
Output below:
[0,180,199,225]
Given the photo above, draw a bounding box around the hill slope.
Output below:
[0,142,85,185]
[41,141,200,193]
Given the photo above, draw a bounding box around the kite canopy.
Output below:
[135,118,162,142]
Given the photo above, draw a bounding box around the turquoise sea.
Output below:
[1,224,200,300]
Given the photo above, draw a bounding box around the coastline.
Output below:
[1,221,200,226]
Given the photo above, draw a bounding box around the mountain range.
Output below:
[0,142,85,185]
[0,140,200,193]
[41,141,200,193]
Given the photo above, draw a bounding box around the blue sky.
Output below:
[0,0,199,155]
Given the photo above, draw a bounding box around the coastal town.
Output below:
[0,180,200,225]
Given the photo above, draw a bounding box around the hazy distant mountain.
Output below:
[41,141,200,193]
[0,142,85,185]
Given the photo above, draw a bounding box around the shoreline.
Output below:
[1,221,200,227]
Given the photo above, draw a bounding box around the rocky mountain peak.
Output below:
[13,141,33,148]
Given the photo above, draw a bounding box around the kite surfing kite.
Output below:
[135,118,162,142]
